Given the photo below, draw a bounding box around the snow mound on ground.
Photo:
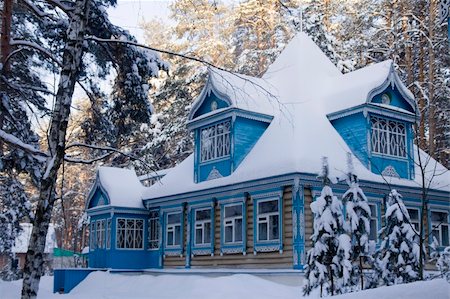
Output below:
[0,272,448,299]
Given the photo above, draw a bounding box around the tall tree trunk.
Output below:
[427,0,436,157]
[0,0,13,157]
[418,37,426,150]
[20,1,90,298]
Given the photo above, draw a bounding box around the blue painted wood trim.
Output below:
[251,188,284,253]
[185,206,192,268]
[292,179,305,269]
[189,202,215,257]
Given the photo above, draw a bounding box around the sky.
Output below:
[107,0,173,43]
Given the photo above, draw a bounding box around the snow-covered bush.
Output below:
[375,189,421,285]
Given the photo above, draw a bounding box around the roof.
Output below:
[91,33,448,205]
[11,223,57,254]
[141,32,449,200]
[95,167,145,209]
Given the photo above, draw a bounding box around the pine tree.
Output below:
[303,158,352,296]
[342,154,371,289]
[375,189,421,285]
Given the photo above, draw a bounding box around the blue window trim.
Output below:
[148,209,160,251]
[197,118,232,164]
[252,191,283,254]
[428,207,450,249]
[162,206,184,256]
[219,198,246,255]
[190,202,215,256]
[114,217,145,251]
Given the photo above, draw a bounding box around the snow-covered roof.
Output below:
[141,32,449,200]
[93,167,145,209]
[11,223,57,254]
[138,167,173,182]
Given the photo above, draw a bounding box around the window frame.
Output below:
[254,197,282,247]
[106,218,111,249]
[370,115,407,159]
[199,119,231,163]
[90,222,96,251]
[165,211,183,249]
[115,218,145,250]
[222,203,244,245]
[430,210,449,247]
[193,208,213,246]
[368,203,379,242]
[148,210,160,250]
[406,207,420,233]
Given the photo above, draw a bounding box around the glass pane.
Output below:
[431,212,447,222]
[369,204,377,217]
[174,225,181,246]
[225,205,242,218]
[259,222,267,241]
[432,229,439,244]
[407,209,419,221]
[135,228,143,248]
[259,200,278,214]
[442,225,449,246]
[235,219,242,242]
[195,228,202,244]
[168,213,181,224]
[167,231,174,246]
[270,215,279,240]
[225,225,233,243]
[369,219,377,240]
[196,209,211,221]
[204,222,211,244]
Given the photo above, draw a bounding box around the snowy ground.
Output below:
[1,272,449,299]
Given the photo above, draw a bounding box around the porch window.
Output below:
[407,208,420,232]
[116,218,144,249]
[431,211,449,247]
[96,220,105,249]
[106,219,111,249]
[200,120,231,162]
[90,222,95,250]
[148,210,160,249]
[223,204,243,244]
[369,204,378,241]
[166,212,182,247]
[194,208,212,246]
[257,199,279,242]
[370,116,406,158]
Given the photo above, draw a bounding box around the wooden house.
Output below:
[84,33,450,272]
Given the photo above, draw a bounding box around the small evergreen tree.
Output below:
[375,189,421,285]
[342,154,371,290]
[303,158,352,296]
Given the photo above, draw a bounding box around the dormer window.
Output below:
[200,120,231,162]
[370,116,406,158]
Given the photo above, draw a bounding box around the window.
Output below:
[116,218,144,249]
[106,219,111,249]
[223,204,243,244]
[166,212,182,247]
[90,222,95,250]
[369,204,378,241]
[371,116,406,157]
[95,220,105,249]
[257,199,279,242]
[194,209,212,246]
[200,120,231,162]
[407,208,420,232]
[148,211,160,249]
[431,211,449,247]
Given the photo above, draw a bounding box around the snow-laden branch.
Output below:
[19,0,55,20]
[10,40,63,67]
[45,0,74,14]
[64,152,113,164]
[65,142,157,172]
[85,36,229,73]
[0,129,48,161]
